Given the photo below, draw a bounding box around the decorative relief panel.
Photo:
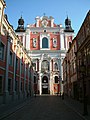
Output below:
[41,19,48,27]
[33,38,37,48]
[53,38,57,48]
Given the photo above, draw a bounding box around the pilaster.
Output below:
[23,64,26,98]
[60,58,64,93]
[12,52,16,101]
[40,73,42,95]
[18,58,22,99]
[50,59,52,71]
[3,36,11,103]
[60,33,65,50]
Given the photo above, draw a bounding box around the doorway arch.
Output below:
[42,76,49,94]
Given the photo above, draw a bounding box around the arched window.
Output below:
[54,63,58,70]
[42,37,48,48]
[34,76,36,83]
[42,76,48,83]
[55,76,58,83]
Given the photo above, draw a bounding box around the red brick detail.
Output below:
[8,72,13,78]
[50,34,60,50]
[0,69,5,75]
[0,60,6,68]
[30,32,40,50]
[1,35,7,44]
[54,84,60,93]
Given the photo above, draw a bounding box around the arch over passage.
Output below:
[42,76,49,94]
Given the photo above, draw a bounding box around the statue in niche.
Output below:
[41,19,48,27]
[41,60,49,72]
[53,39,57,48]
[33,38,36,48]
[54,63,58,70]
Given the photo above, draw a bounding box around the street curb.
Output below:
[0,98,34,120]
[63,100,88,120]
[0,104,26,120]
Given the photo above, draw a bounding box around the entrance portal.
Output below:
[42,76,49,94]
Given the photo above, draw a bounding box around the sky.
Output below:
[5,0,90,36]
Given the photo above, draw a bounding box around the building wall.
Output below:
[63,10,90,104]
[0,0,34,104]
[76,10,90,103]
[62,38,77,98]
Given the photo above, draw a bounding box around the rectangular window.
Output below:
[15,80,18,92]
[21,63,23,74]
[29,70,31,79]
[21,81,23,91]
[55,76,58,83]
[9,51,13,66]
[16,58,18,70]
[3,24,7,35]
[8,79,12,93]
[0,76,2,94]
[0,42,4,60]
[25,82,27,91]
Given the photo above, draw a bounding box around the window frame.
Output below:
[0,76,3,94]
[54,76,59,83]
[8,78,12,94]
[0,41,5,61]
[42,37,49,48]
[9,51,13,66]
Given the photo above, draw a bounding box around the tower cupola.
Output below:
[18,16,24,26]
[15,16,25,32]
[64,16,74,32]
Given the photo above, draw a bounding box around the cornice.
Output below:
[1,0,6,7]
[28,50,67,54]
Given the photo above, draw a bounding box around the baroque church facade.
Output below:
[15,15,74,95]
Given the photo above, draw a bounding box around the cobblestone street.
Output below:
[0,96,87,120]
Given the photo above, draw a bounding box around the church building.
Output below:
[15,15,74,95]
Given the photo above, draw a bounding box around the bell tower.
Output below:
[64,16,74,50]
[64,16,74,32]
[15,16,25,32]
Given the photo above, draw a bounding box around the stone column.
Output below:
[28,64,31,96]
[35,16,39,27]
[40,74,42,95]
[60,33,65,50]
[18,53,22,99]
[12,52,16,101]
[23,64,26,98]
[39,59,42,95]
[27,65,29,93]
[30,67,34,96]
[60,58,63,93]
[26,29,30,50]
[50,59,52,71]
